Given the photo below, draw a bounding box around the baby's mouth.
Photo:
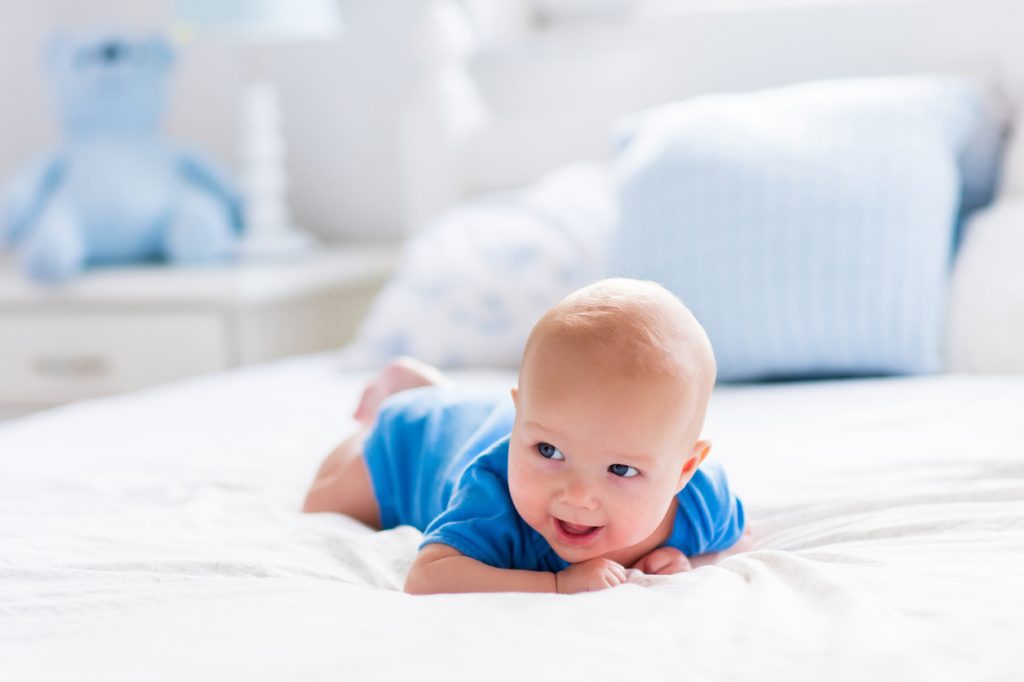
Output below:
[553,518,603,545]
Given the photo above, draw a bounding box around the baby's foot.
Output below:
[353,356,449,425]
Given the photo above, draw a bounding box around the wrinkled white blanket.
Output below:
[2,355,1023,681]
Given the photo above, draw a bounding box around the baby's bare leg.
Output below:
[353,355,449,425]
[302,427,381,527]
[303,356,448,524]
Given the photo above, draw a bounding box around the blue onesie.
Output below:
[363,386,745,573]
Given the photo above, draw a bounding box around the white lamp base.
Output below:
[238,80,315,262]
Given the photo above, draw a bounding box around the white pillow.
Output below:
[338,164,614,369]
[947,197,1024,373]
[612,74,1007,381]
[1000,117,1024,196]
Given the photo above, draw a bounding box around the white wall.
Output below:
[460,0,1024,192]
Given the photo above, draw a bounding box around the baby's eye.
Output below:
[537,442,565,461]
[608,463,640,478]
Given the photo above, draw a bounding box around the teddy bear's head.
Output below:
[46,30,174,137]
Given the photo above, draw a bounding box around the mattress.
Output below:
[2,354,1023,681]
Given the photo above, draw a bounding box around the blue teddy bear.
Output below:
[0,31,244,283]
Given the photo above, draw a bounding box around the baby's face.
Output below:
[507,343,705,564]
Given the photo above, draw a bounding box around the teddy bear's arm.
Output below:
[175,146,245,234]
[1,150,65,246]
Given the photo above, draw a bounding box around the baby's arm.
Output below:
[689,526,755,568]
[405,544,632,595]
[631,526,755,574]
[630,546,693,574]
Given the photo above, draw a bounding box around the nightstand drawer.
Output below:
[0,312,229,405]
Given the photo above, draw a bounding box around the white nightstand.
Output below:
[0,245,396,413]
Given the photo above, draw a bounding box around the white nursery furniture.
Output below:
[0,245,394,416]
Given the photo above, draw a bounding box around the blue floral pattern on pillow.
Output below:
[339,164,614,369]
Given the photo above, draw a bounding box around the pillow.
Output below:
[612,75,1008,382]
[947,198,1024,373]
[338,164,615,369]
[998,115,1024,197]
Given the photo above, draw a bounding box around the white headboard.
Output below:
[398,0,1021,226]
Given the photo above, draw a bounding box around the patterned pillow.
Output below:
[339,164,614,369]
[612,75,1008,381]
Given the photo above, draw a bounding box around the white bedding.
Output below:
[2,355,1023,681]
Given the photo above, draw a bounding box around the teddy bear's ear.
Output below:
[44,31,74,72]
[140,32,175,70]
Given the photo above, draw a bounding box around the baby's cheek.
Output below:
[613,500,669,546]
[508,463,545,525]
[611,518,654,548]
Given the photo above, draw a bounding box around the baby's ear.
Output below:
[139,32,174,71]
[694,440,711,466]
[677,440,711,488]
[510,386,519,407]
[45,31,74,73]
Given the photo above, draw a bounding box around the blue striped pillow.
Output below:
[612,75,1006,381]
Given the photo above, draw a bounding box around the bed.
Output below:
[2,354,1022,680]
[6,1,1024,679]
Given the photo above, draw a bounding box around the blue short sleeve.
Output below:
[669,460,746,556]
[419,438,548,570]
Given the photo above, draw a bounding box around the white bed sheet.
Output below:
[2,354,1023,681]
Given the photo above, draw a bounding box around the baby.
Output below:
[303,278,749,594]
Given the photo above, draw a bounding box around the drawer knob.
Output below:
[33,355,111,378]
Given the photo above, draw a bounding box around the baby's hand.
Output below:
[630,546,693,575]
[555,557,630,594]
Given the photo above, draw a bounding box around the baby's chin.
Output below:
[550,539,627,566]
[549,541,604,564]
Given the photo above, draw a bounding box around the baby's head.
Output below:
[508,278,716,564]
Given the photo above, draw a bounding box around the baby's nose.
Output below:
[561,477,598,510]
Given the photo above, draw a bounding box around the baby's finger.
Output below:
[655,555,692,575]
